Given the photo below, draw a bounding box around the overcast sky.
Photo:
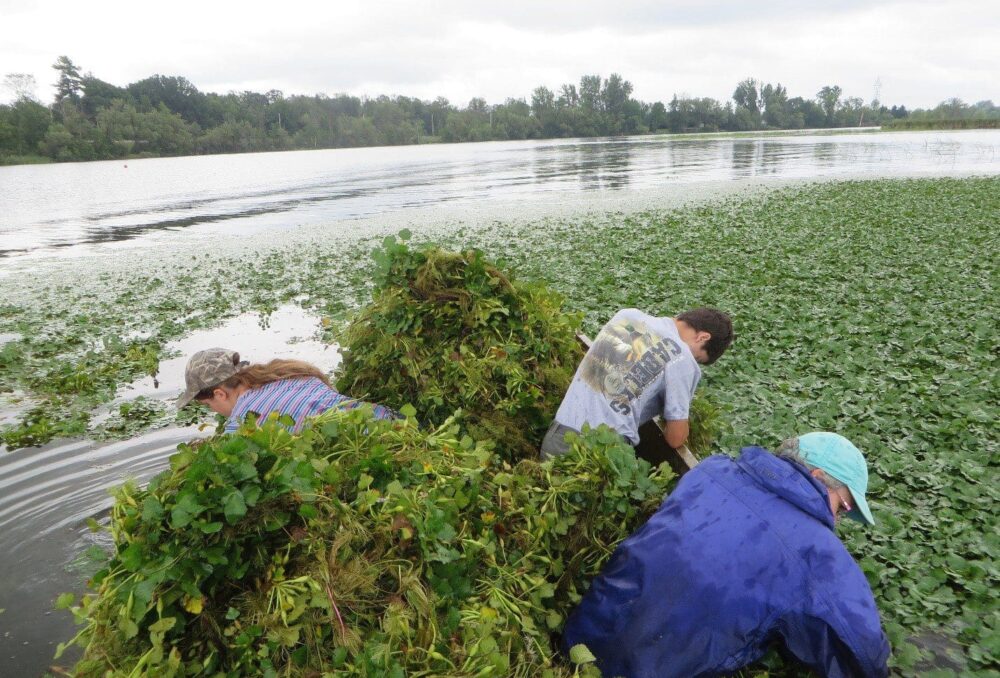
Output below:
[2,0,997,109]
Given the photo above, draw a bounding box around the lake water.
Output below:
[1,129,998,261]
[0,129,998,675]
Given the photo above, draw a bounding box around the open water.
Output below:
[0,129,997,675]
[1,129,998,260]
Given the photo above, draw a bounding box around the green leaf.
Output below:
[169,449,194,470]
[54,593,75,609]
[330,646,348,668]
[170,507,192,529]
[223,490,247,524]
[141,497,164,521]
[120,543,144,572]
[148,616,176,633]
[569,644,597,665]
[121,617,139,639]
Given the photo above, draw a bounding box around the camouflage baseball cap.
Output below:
[176,348,249,409]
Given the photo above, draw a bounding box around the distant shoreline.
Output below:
[0,126,885,168]
[7,121,1000,168]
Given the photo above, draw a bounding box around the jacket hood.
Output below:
[736,446,835,530]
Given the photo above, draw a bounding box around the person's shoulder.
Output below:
[676,455,736,488]
[613,307,648,319]
[695,453,738,474]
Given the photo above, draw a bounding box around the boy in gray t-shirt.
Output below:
[541,307,733,458]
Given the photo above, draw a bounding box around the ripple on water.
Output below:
[0,427,198,675]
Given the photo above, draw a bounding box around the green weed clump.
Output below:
[62,409,672,677]
[336,232,585,460]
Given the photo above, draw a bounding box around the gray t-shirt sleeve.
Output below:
[662,355,700,421]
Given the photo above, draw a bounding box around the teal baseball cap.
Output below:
[798,432,875,526]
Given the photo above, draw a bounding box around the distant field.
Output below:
[0,153,53,165]
[649,126,883,139]
[883,119,1000,130]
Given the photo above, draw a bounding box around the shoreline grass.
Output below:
[0,153,54,166]
[882,119,999,131]
[1,176,997,673]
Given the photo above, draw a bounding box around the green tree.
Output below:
[530,86,555,117]
[427,97,451,136]
[761,83,789,128]
[733,78,763,129]
[817,85,842,125]
[492,98,537,139]
[648,101,668,131]
[79,76,127,117]
[557,83,578,108]
[530,86,557,135]
[39,103,98,160]
[128,75,214,127]
[369,97,420,145]
[8,97,51,154]
[53,56,83,104]
[579,75,602,111]
[601,73,634,134]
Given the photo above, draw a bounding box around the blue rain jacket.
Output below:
[562,447,890,678]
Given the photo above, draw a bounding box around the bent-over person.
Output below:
[177,348,397,432]
[561,432,891,678]
[541,307,733,457]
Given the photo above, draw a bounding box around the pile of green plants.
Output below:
[336,231,585,460]
[61,408,672,677]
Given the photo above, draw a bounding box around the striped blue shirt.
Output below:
[224,377,397,433]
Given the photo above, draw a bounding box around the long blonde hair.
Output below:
[197,359,330,399]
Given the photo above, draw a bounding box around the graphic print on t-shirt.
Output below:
[578,317,684,416]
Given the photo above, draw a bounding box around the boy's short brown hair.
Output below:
[676,308,733,365]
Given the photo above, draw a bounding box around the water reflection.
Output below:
[1,130,997,260]
[552,140,633,190]
[812,142,840,169]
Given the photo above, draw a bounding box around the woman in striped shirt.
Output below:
[176,347,397,433]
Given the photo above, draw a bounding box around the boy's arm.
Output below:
[661,353,700,449]
[663,419,689,449]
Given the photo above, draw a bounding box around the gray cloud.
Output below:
[1,0,996,109]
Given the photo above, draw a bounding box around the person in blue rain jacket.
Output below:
[561,432,891,678]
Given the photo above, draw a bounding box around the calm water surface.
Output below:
[0,129,996,675]
[1,129,998,259]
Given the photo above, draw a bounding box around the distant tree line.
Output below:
[1,57,997,163]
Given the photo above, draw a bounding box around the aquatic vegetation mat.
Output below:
[460,177,999,675]
[336,233,585,460]
[3,176,997,674]
[0,244,381,449]
[61,410,672,677]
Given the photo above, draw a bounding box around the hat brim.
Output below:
[176,388,200,410]
[845,487,875,525]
